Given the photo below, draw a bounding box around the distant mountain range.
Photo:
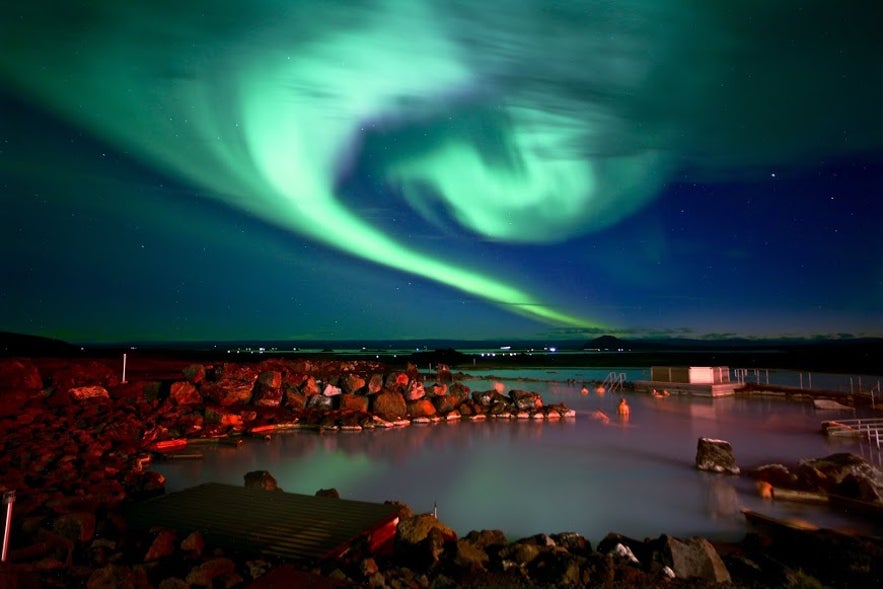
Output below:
[2,331,882,354]
[2,331,881,375]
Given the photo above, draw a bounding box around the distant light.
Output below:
[549,347,557,352]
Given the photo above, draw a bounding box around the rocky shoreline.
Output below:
[1,355,882,588]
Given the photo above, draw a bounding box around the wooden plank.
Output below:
[125,483,400,562]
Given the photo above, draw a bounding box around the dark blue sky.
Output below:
[1,1,881,343]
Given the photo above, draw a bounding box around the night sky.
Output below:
[2,1,882,344]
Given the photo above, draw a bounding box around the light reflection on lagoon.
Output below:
[157,377,883,544]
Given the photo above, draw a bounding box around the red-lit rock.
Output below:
[282,389,307,410]
[144,528,178,561]
[407,399,436,418]
[200,379,254,406]
[510,390,542,411]
[340,373,366,394]
[404,381,426,401]
[54,512,97,543]
[180,530,205,558]
[367,374,384,394]
[371,391,407,421]
[185,557,238,588]
[86,564,147,589]
[253,383,283,408]
[257,370,282,389]
[69,386,110,401]
[182,363,206,384]
[0,358,43,392]
[299,376,320,396]
[339,393,369,413]
[168,381,201,405]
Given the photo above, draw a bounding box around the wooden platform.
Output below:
[125,483,400,562]
[633,380,739,397]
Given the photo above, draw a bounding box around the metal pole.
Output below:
[122,353,128,384]
[2,490,15,563]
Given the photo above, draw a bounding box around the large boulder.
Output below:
[252,383,283,408]
[0,358,43,392]
[49,360,119,393]
[751,464,798,488]
[244,470,281,491]
[339,393,369,413]
[407,399,437,418]
[299,376,320,396]
[340,373,366,394]
[659,535,731,583]
[395,514,457,569]
[283,389,307,410]
[306,394,334,410]
[182,364,205,384]
[510,390,542,411]
[168,381,201,405]
[695,438,740,475]
[367,374,385,394]
[404,381,426,402]
[371,391,407,421]
[257,370,282,389]
[796,453,880,493]
[200,379,254,406]
[69,386,110,401]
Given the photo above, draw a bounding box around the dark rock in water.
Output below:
[836,473,882,502]
[243,470,281,491]
[510,389,542,411]
[315,488,340,499]
[751,463,797,487]
[695,437,740,474]
[796,453,880,493]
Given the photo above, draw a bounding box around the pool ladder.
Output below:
[602,372,627,394]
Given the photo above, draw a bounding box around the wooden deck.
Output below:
[822,417,883,447]
[633,380,739,397]
[125,483,400,562]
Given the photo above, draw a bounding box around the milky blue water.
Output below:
[156,370,883,544]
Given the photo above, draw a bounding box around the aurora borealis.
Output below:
[1,1,882,343]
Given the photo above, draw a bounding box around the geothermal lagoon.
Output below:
[156,367,883,543]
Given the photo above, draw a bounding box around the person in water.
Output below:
[617,397,630,417]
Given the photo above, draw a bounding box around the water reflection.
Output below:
[157,379,883,543]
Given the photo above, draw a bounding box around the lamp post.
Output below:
[2,490,14,563]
